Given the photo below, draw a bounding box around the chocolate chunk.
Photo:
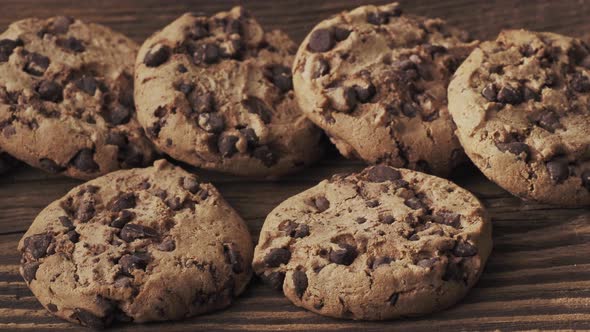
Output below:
[106,132,128,148]
[354,83,376,103]
[72,308,107,329]
[367,165,401,182]
[110,210,135,228]
[313,196,330,212]
[24,53,50,76]
[436,211,461,228]
[371,256,392,269]
[243,97,272,123]
[111,193,136,212]
[119,252,151,275]
[570,72,590,93]
[189,92,215,114]
[261,271,285,290]
[120,223,158,242]
[76,200,95,222]
[308,29,334,53]
[292,270,308,299]
[266,64,293,92]
[103,104,131,125]
[417,257,438,268]
[481,84,497,102]
[496,141,530,159]
[342,87,358,111]
[23,233,52,259]
[404,197,425,210]
[57,37,85,52]
[176,82,194,95]
[67,230,79,243]
[496,85,522,104]
[253,146,278,167]
[329,244,357,265]
[239,128,258,149]
[51,16,74,34]
[546,159,570,183]
[0,39,21,62]
[452,241,477,257]
[537,111,561,132]
[401,102,419,117]
[218,135,239,158]
[194,43,220,64]
[46,303,58,312]
[316,58,331,77]
[58,216,74,229]
[21,262,40,283]
[36,80,63,102]
[522,87,540,101]
[388,293,399,306]
[156,238,176,252]
[144,45,171,67]
[333,27,351,42]
[366,199,380,208]
[355,217,367,224]
[182,177,200,194]
[264,248,291,267]
[198,113,224,133]
[279,220,310,238]
[39,158,65,173]
[379,215,395,224]
[367,12,389,25]
[223,243,244,274]
[74,76,98,95]
[71,149,99,173]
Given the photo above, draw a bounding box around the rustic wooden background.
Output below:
[1,0,590,331]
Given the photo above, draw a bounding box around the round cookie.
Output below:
[18,160,253,328]
[253,165,491,320]
[0,16,156,180]
[448,30,590,206]
[134,7,323,177]
[292,2,476,177]
[0,149,18,173]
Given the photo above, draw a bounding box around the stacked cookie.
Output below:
[8,1,589,329]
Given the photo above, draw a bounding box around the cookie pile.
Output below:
[3,1,586,328]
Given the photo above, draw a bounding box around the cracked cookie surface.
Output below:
[253,165,491,320]
[292,2,476,176]
[18,159,253,328]
[134,7,322,177]
[449,30,590,206]
[0,16,156,179]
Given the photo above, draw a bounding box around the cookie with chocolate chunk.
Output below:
[0,149,18,173]
[293,2,476,176]
[134,7,322,177]
[253,165,492,320]
[449,30,590,206]
[18,159,253,328]
[0,16,156,179]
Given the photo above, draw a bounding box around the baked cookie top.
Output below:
[0,16,156,179]
[134,7,322,177]
[253,165,492,320]
[293,2,476,176]
[448,29,590,206]
[18,160,253,328]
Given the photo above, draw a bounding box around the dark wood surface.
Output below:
[1,0,589,331]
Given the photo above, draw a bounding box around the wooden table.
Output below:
[1,0,589,330]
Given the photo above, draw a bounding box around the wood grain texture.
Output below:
[0,0,589,330]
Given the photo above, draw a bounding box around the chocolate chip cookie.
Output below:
[253,165,492,320]
[19,159,253,328]
[292,2,476,176]
[134,7,322,177]
[0,149,18,173]
[449,30,590,206]
[0,16,156,179]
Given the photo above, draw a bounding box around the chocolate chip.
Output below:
[120,223,158,242]
[308,29,334,53]
[157,238,176,252]
[367,12,389,25]
[570,72,590,93]
[23,233,52,259]
[175,82,194,95]
[58,216,74,229]
[452,241,477,257]
[264,248,291,267]
[401,102,419,117]
[436,211,461,228]
[341,87,358,111]
[266,64,293,92]
[279,220,310,238]
[144,45,171,67]
[67,230,79,243]
[481,84,497,102]
[36,80,63,102]
[388,293,399,305]
[261,271,285,290]
[72,308,107,329]
[522,87,540,101]
[496,85,522,105]
[119,252,151,275]
[496,141,530,160]
[46,303,58,312]
[74,76,98,95]
[313,196,330,212]
[333,27,351,42]
[371,256,392,269]
[106,132,128,148]
[197,113,224,133]
[110,210,135,228]
[111,193,136,212]
[190,92,215,113]
[76,200,95,222]
[239,128,258,149]
[103,104,131,125]
[23,53,49,78]
[316,58,331,77]
[529,110,561,133]
[21,262,40,283]
[292,270,308,299]
[253,146,278,167]
[379,215,395,224]
[223,243,244,274]
[218,135,239,158]
[52,16,74,34]
[39,158,65,173]
[354,83,376,103]
[182,177,200,194]
[194,43,220,64]
[355,217,367,224]
[57,37,85,52]
[409,234,420,241]
[329,244,357,265]
[243,97,272,123]
[366,199,380,208]
[0,39,21,62]
[367,165,401,182]
[71,149,99,173]
[546,159,570,183]
[404,197,425,210]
